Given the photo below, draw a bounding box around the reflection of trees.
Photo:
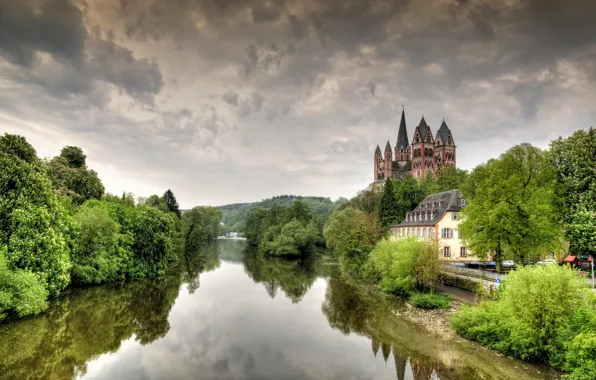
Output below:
[0,276,180,379]
[321,275,553,380]
[0,246,220,379]
[243,250,318,303]
[217,239,246,263]
[180,241,221,294]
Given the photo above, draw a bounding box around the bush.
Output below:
[367,237,440,296]
[410,293,451,310]
[450,264,596,376]
[71,201,130,285]
[0,134,73,297]
[0,247,49,321]
[324,206,383,277]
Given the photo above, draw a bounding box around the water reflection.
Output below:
[243,250,317,303]
[0,241,559,380]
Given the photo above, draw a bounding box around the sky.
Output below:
[1,0,595,208]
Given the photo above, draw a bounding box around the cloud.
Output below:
[1,0,595,207]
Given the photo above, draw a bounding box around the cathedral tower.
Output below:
[411,117,435,179]
[384,140,392,180]
[434,120,456,169]
[374,144,382,181]
[394,108,411,166]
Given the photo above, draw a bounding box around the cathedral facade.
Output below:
[374,109,457,182]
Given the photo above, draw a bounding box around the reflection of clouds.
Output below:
[81,263,398,380]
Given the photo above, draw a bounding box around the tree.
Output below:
[0,134,73,300]
[550,128,596,259]
[146,194,169,213]
[324,206,383,277]
[46,146,104,204]
[378,179,400,227]
[60,146,87,168]
[393,174,426,221]
[565,209,596,259]
[460,144,562,271]
[163,189,181,218]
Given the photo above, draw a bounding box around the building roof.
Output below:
[392,189,463,227]
[413,116,433,143]
[436,120,454,145]
[385,140,392,151]
[375,144,381,155]
[391,160,412,172]
[396,109,409,150]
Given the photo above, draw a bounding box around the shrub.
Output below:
[450,265,596,373]
[0,247,49,321]
[324,206,383,277]
[367,237,440,296]
[410,293,451,310]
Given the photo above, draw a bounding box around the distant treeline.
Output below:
[217,195,348,233]
[0,133,222,322]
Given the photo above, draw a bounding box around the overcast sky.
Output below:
[1,0,594,208]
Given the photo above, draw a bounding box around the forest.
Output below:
[0,134,222,322]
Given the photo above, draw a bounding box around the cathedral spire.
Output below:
[396,108,409,150]
[375,144,381,156]
[385,140,392,152]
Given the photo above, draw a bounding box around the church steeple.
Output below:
[396,108,409,150]
[375,144,381,156]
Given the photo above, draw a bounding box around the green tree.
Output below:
[163,189,181,218]
[565,209,596,259]
[60,146,87,168]
[182,206,222,255]
[378,179,400,227]
[46,146,104,204]
[0,134,73,299]
[459,144,561,271]
[550,128,596,259]
[324,206,383,277]
[146,194,169,213]
[393,175,426,221]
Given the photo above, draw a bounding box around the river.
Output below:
[0,240,559,380]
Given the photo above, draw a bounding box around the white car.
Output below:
[536,258,558,266]
[502,260,516,268]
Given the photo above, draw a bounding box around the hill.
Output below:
[217,195,348,232]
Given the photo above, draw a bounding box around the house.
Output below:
[390,189,480,262]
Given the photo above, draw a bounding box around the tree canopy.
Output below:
[459,144,562,270]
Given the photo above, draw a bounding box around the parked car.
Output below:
[452,262,467,267]
[484,261,497,269]
[536,258,558,266]
[467,261,483,269]
[502,260,516,269]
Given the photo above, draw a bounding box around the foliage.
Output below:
[459,144,562,270]
[46,147,105,205]
[565,209,596,259]
[182,206,222,256]
[71,201,130,285]
[145,194,169,213]
[0,247,48,321]
[217,195,346,237]
[450,265,595,378]
[130,205,175,278]
[59,146,87,168]
[324,206,384,277]
[163,189,181,218]
[346,188,382,216]
[378,178,400,227]
[421,166,469,195]
[550,128,596,260]
[392,175,427,221]
[245,201,319,257]
[0,134,73,299]
[410,293,451,310]
[367,238,441,296]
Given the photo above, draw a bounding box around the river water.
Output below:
[0,240,559,380]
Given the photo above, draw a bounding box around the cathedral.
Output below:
[374,109,456,182]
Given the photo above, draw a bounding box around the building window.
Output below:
[417,228,421,236]
[443,246,451,257]
[407,228,411,237]
[430,228,435,238]
[441,228,453,239]
[460,247,467,257]
[452,213,458,220]
[423,229,427,237]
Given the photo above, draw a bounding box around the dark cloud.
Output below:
[1,0,595,206]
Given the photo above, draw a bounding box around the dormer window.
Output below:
[452,213,458,221]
